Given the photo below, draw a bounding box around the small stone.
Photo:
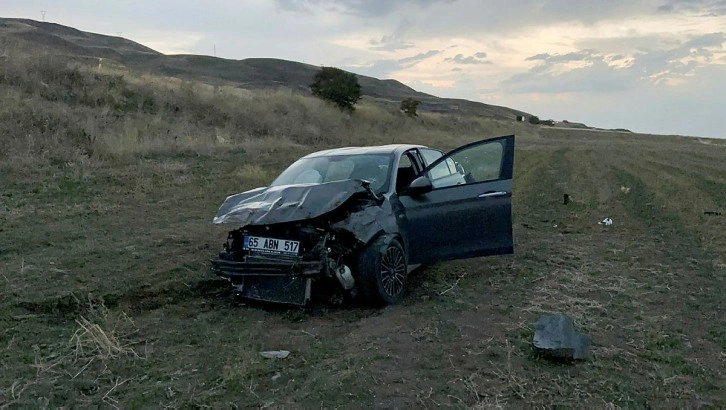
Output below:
[259,350,290,359]
[533,314,591,360]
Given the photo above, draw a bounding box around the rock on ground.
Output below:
[533,314,591,360]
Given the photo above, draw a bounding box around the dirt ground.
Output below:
[1,130,725,407]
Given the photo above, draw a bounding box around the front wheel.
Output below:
[356,237,408,305]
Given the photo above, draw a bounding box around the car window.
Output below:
[419,148,443,166]
[271,154,393,193]
[399,153,413,169]
[425,140,505,189]
[426,157,459,183]
[325,159,355,182]
[395,152,419,193]
[426,157,465,188]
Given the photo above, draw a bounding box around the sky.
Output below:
[3,0,726,138]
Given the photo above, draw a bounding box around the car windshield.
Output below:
[271,154,393,193]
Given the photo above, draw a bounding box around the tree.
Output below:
[400,97,420,117]
[528,115,540,125]
[310,67,362,111]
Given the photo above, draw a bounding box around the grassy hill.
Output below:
[0,18,159,60]
[0,50,537,167]
[0,17,528,119]
[1,16,725,408]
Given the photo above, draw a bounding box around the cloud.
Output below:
[370,34,415,51]
[632,32,725,82]
[274,0,457,17]
[346,49,441,77]
[130,30,205,55]
[503,32,725,94]
[274,0,313,13]
[399,49,441,64]
[369,20,416,51]
[503,59,633,93]
[446,52,492,64]
[525,50,595,63]
[399,0,667,39]
[657,0,726,15]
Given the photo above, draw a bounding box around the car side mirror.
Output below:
[402,176,433,196]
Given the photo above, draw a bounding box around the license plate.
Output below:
[243,235,300,256]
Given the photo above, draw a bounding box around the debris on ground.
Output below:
[533,314,591,360]
[703,211,722,216]
[620,186,631,194]
[599,217,613,226]
[259,350,290,359]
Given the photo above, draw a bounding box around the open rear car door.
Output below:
[400,135,515,265]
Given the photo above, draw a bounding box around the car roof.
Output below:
[303,144,428,158]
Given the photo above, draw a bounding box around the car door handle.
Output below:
[478,191,509,198]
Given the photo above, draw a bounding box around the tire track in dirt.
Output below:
[485,145,722,405]
[607,160,724,403]
[443,147,644,405]
[13,278,232,320]
[635,154,726,208]
[614,153,725,258]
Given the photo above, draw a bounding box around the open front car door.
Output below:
[400,135,515,265]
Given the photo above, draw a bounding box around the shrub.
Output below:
[310,67,361,112]
[400,98,420,117]
[529,115,540,125]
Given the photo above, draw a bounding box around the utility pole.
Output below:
[40,11,46,22]
[214,43,217,57]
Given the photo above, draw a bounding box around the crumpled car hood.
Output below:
[213,179,371,226]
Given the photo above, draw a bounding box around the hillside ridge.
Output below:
[0,17,528,119]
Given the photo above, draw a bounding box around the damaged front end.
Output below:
[210,179,393,305]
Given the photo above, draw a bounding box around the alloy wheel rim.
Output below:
[380,246,406,297]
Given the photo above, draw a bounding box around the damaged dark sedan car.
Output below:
[211,135,515,305]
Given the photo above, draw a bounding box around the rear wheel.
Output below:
[356,237,408,305]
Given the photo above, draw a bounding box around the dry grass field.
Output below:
[1,56,725,408]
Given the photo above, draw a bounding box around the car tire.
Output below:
[356,236,408,305]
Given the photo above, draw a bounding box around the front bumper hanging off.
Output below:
[210,256,325,305]
[210,258,325,278]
